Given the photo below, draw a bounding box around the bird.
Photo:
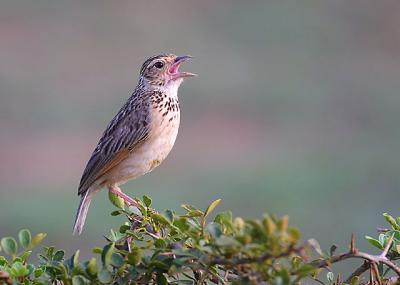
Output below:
[73,54,195,234]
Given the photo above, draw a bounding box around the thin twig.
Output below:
[371,262,383,285]
[345,261,370,284]
[380,234,394,258]
[377,228,390,233]
[370,264,374,285]
[350,233,357,254]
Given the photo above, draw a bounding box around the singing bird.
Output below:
[73,54,195,234]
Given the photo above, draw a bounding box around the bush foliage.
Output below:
[0,196,399,284]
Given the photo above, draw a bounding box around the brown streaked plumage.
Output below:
[73,54,195,234]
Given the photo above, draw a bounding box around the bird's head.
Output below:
[140,54,196,88]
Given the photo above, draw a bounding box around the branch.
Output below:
[312,250,400,275]
[380,234,394,258]
[371,262,383,285]
[345,261,369,284]
[310,235,400,278]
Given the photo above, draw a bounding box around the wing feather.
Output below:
[78,90,151,195]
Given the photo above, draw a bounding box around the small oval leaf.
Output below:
[18,229,31,249]
[0,237,17,257]
[108,192,125,210]
[143,195,152,207]
[101,243,115,267]
[87,257,98,276]
[53,250,65,262]
[98,268,112,284]
[110,253,124,267]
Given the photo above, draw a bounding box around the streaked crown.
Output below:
[139,54,195,86]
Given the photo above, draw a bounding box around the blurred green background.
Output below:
[1,0,399,262]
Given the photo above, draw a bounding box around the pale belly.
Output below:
[100,110,180,187]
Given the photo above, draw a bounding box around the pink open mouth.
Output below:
[169,55,196,81]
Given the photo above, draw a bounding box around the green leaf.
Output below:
[154,239,167,249]
[277,215,289,232]
[44,246,54,259]
[378,233,386,248]
[127,248,142,265]
[73,249,80,267]
[108,191,125,210]
[263,215,276,235]
[164,209,174,222]
[173,218,189,232]
[92,247,102,254]
[149,260,169,270]
[204,199,221,218]
[19,250,32,263]
[34,268,44,278]
[10,261,29,277]
[152,213,171,226]
[156,273,168,285]
[72,275,89,285]
[215,236,241,248]
[66,249,80,269]
[383,213,400,230]
[87,258,98,276]
[101,243,115,267]
[207,222,222,238]
[110,253,124,267]
[326,271,334,283]
[111,210,123,216]
[119,224,130,233]
[18,229,31,249]
[143,195,152,207]
[295,264,316,278]
[1,237,17,257]
[30,233,47,249]
[181,204,202,213]
[215,211,234,232]
[329,244,337,257]
[276,268,290,284]
[183,210,204,218]
[53,250,65,262]
[308,238,323,256]
[0,256,7,266]
[365,236,384,249]
[109,229,119,242]
[350,276,360,285]
[288,228,301,243]
[98,268,112,284]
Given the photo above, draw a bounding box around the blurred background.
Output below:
[1,0,399,266]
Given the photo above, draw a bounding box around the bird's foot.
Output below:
[108,186,140,208]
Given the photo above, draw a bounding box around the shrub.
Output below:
[0,196,399,284]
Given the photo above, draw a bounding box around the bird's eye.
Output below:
[154,61,164,69]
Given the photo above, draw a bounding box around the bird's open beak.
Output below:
[169,55,196,80]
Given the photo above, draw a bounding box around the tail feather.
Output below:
[73,187,98,235]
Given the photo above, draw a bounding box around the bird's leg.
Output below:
[108,186,141,251]
[108,186,140,208]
